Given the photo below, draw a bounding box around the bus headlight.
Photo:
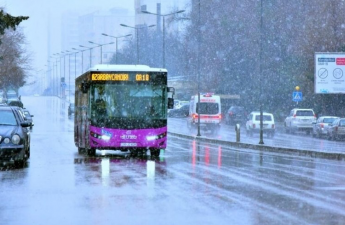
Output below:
[146,132,167,141]
[101,135,111,141]
[90,131,111,141]
[146,135,157,141]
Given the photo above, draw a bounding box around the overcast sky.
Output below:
[0,0,136,86]
[0,0,189,89]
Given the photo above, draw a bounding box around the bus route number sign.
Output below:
[136,74,149,81]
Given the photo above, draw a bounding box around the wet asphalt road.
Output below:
[1,96,345,225]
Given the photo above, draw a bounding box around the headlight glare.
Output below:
[146,135,157,141]
[101,135,111,141]
[146,132,167,141]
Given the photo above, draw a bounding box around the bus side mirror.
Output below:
[167,87,175,98]
[168,98,174,109]
[167,87,175,94]
[81,81,89,93]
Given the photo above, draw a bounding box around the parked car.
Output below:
[225,106,246,125]
[23,109,34,130]
[175,101,189,109]
[0,106,31,167]
[284,108,316,134]
[245,111,275,138]
[327,118,345,141]
[8,99,24,108]
[168,104,189,118]
[312,116,339,138]
[12,107,33,141]
[68,103,75,116]
[173,100,180,109]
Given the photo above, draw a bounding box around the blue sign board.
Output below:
[292,92,302,102]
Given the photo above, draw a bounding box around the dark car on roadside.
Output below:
[168,104,189,118]
[68,103,75,116]
[8,99,24,108]
[0,106,31,167]
[225,106,246,125]
[23,109,34,130]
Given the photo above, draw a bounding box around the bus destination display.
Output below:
[91,73,150,81]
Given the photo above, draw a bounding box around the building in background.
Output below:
[52,0,189,99]
[59,7,133,99]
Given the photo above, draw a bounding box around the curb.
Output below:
[168,131,345,160]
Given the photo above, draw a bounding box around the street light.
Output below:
[120,23,155,64]
[142,9,185,68]
[60,51,68,99]
[72,47,85,75]
[79,45,93,69]
[259,0,264,144]
[66,50,78,102]
[88,41,114,64]
[50,53,60,96]
[101,33,132,64]
[196,1,201,136]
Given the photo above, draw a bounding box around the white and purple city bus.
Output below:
[74,64,175,157]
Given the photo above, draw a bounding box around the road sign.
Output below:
[292,92,302,102]
[315,52,345,93]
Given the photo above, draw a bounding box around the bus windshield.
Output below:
[90,83,166,126]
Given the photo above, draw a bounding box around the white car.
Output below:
[246,111,275,138]
[284,108,316,134]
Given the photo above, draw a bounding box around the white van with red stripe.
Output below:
[187,93,222,134]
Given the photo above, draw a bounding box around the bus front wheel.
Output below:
[150,149,160,157]
[87,148,96,156]
[78,147,85,154]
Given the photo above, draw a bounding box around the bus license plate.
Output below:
[120,143,137,147]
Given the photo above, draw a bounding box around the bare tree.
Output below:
[0,9,30,91]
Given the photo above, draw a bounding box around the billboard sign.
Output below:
[315,52,345,94]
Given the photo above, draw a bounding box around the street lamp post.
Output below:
[120,24,155,64]
[141,9,185,68]
[53,53,61,96]
[79,45,93,69]
[259,0,264,144]
[53,53,62,96]
[50,53,60,96]
[66,50,78,102]
[101,33,132,64]
[68,52,71,102]
[61,51,68,99]
[74,51,77,79]
[72,47,87,74]
[72,48,82,77]
[88,41,114,64]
